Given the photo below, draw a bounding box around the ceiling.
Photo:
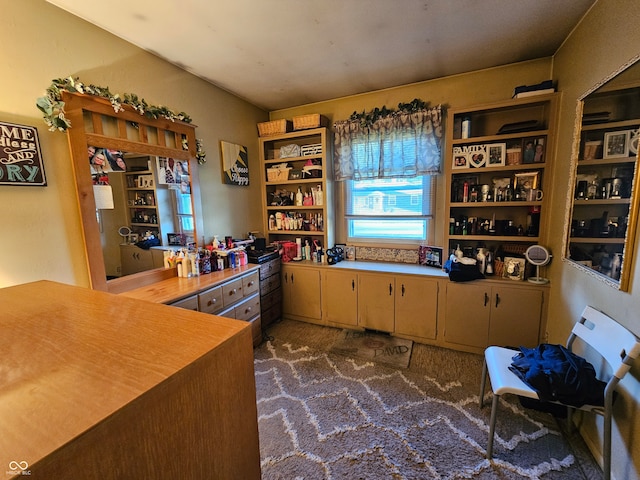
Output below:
[47,0,595,111]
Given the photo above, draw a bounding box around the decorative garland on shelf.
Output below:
[35,76,206,163]
[349,98,431,128]
[35,76,193,132]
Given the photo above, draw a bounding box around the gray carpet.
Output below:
[255,319,603,479]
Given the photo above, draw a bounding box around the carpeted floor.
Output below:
[254,319,603,479]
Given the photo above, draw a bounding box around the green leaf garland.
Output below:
[36,76,192,132]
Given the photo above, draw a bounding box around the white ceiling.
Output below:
[47,0,595,111]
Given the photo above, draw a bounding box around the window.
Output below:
[346,175,435,243]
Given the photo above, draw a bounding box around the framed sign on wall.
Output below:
[221,141,249,186]
[0,121,46,186]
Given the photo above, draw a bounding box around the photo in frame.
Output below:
[418,245,443,268]
[486,143,506,167]
[502,256,525,281]
[522,137,546,163]
[452,146,468,169]
[514,171,539,193]
[604,130,630,158]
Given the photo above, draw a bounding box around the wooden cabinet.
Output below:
[444,281,543,351]
[170,294,198,311]
[120,245,165,276]
[567,84,640,286]
[395,276,438,340]
[259,127,333,253]
[322,269,358,327]
[281,264,322,323]
[357,273,439,339]
[445,95,559,267]
[358,273,395,332]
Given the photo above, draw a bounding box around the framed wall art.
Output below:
[221,141,249,186]
[0,121,46,186]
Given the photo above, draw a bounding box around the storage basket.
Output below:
[281,241,298,262]
[257,119,292,137]
[266,167,291,182]
[292,114,329,131]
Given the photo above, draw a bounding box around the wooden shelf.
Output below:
[570,237,625,244]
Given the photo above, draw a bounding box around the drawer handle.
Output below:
[245,307,252,313]
[495,293,500,308]
[229,288,237,295]
[484,292,489,307]
[248,281,254,287]
[208,298,217,306]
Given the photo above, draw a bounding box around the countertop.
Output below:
[120,264,260,304]
[0,279,257,478]
[282,259,450,277]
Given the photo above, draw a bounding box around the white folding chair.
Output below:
[479,305,640,480]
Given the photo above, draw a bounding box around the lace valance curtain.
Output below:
[333,104,443,181]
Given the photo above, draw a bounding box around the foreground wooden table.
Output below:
[0,280,260,479]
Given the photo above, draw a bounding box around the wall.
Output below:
[0,0,267,289]
[549,1,640,479]
[269,59,553,245]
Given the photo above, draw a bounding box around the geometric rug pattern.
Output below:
[255,325,600,479]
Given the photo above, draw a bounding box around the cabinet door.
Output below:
[120,246,153,276]
[358,273,395,332]
[322,270,358,327]
[282,265,322,321]
[395,276,438,340]
[444,282,490,348]
[488,286,542,348]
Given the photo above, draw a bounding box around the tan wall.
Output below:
[270,59,554,244]
[0,0,267,289]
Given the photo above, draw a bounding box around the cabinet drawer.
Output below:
[222,278,244,307]
[259,258,281,280]
[235,293,261,321]
[170,295,198,311]
[260,274,281,296]
[217,304,236,319]
[198,286,223,314]
[243,271,260,297]
[261,287,282,311]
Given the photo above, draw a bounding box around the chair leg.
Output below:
[479,359,488,408]
[603,407,612,480]
[487,393,500,459]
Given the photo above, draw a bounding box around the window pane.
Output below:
[348,177,428,216]
[349,219,427,240]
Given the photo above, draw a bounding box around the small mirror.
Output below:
[565,59,640,291]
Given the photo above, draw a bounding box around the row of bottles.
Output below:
[269,211,323,231]
[293,184,323,206]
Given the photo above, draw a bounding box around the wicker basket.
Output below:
[292,114,328,131]
[266,167,291,182]
[257,119,292,137]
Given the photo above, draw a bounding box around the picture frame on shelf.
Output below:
[629,128,639,155]
[418,245,443,268]
[486,143,506,167]
[453,152,468,169]
[467,144,487,168]
[503,256,525,281]
[604,130,630,158]
[522,137,546,163]
[514,171,539,192]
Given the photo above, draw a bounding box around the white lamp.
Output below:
[93,184,115,210]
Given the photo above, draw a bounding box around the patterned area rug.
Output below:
[329,330,413,368]
[255,320,602,480]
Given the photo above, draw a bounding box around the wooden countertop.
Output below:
[119,264,260,304]
[0,280,252,476]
